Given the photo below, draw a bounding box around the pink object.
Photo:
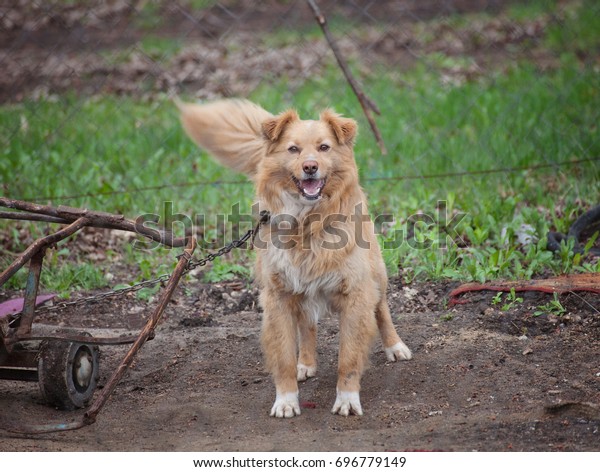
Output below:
[300,401,317,409]
[0,294,57,319]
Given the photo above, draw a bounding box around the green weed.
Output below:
[15,261,106,298]
[202,258,251,283]
[533,293,567,317]
[545,0,600,53]
[133,1,163,30]
[507,0,557,20]
[491,288,524,311]
[139,37,183,61]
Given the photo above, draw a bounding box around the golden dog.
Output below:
[178,99,412,417]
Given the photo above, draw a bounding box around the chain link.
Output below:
[26,274,173,317]
[8,211,269,324]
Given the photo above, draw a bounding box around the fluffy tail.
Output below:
[176,98,272,178]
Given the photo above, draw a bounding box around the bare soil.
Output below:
[0,0,563,103]
[0,274,599,452]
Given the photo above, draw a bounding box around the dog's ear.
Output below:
[320,110,358,145]
[262,109,299,142]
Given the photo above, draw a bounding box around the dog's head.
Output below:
[257,109,359,210]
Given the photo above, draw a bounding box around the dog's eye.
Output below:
[318,144,330,152]
[288,145,300,154]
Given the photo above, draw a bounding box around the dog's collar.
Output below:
[258,210,271,225]
[251,210,271,245]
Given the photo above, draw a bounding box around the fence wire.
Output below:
[0,0,598,212]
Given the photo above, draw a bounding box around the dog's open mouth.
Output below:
[293,177,326,200]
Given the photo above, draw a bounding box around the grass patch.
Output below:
[533,293,566,317]
[185,0,221,10]
[491,288,524,312]
[139,37,184,60]
[545,0,600,53]
[133,1,164,30]
[2,255,108,298]
[0,95,250,216]
[2,56,598,288]
[100,37,184,65]
[507,0,558,20]
[260,15,350,49]
[202,258,251,283]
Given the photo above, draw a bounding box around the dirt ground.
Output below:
[0,0,561,103]
[0,273,599,452]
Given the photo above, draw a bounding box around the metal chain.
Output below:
[28,274,173,316]
[9,211,269,322]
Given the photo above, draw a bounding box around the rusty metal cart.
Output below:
[0,197,201,433]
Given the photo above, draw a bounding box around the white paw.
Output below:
[297,363,317,381]
[331,390,363,416]
[270,391,301,418]
[384,341,413,361]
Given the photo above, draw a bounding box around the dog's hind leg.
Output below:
[375,299,412,361]
[261,289,302,418]
[297,311,317,381]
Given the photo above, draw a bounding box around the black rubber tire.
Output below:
[37,333,100,410]
[548,204,600,256]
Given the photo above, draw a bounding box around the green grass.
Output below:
[100,37,184,65]
[2,251,107,299]
[140,37,184,60]
[545,0,600,53]
[1,1,599,293]
[533,292,566,317]
[133,1,220,30]
[133,1,163,30]
[507,0,558,21]
[186,0,220,10]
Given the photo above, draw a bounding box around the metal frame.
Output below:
[0,197,196,433]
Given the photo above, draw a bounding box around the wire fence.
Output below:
[19,156,600,204]
[1,0,598,212]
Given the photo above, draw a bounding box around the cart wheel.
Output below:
[38,333,100,410]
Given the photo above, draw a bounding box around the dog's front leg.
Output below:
[297,311,318,381]
[261,289,301,418]
[332,289,378,416]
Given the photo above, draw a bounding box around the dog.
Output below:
[178,99,412,417]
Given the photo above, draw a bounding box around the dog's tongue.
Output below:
[301,178,324,197]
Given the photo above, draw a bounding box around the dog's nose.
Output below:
[303,160,319,175]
